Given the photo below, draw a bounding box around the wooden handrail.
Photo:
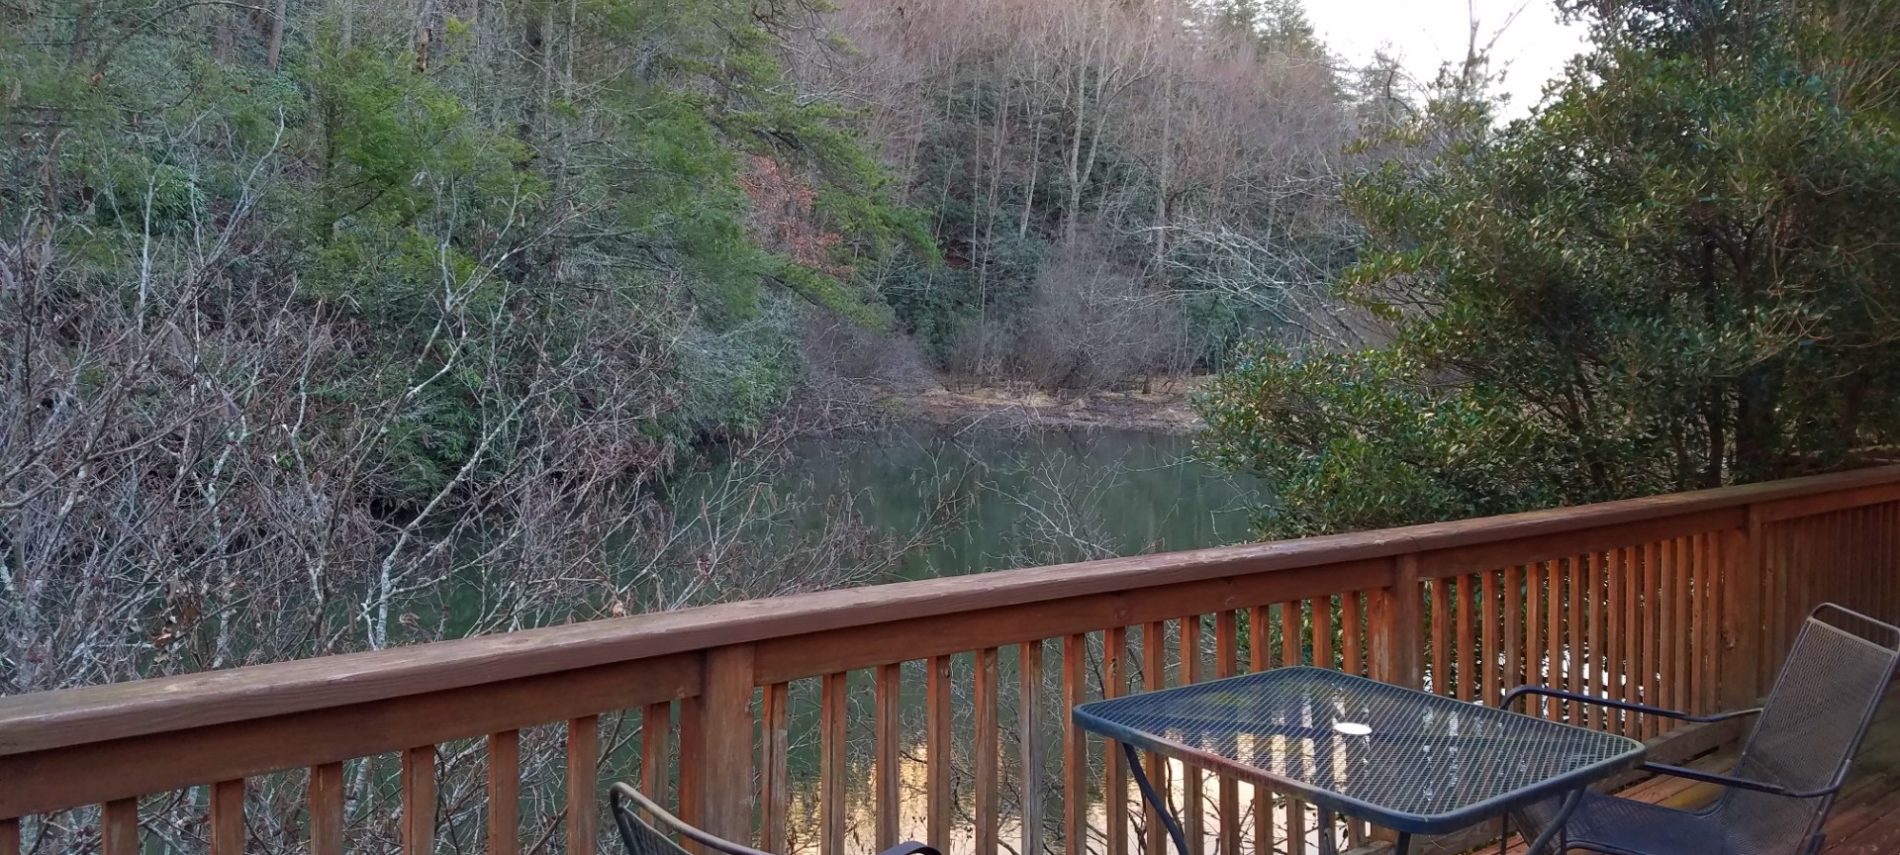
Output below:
[4,464,1900,852]
[4,465,1899,757]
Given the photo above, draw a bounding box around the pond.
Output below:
[670,424,1266,585]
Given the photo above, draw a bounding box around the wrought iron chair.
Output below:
[1503,602,1900,855]
[610,782,942,855]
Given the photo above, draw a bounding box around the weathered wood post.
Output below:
[683,644,758,848]
[1369,555,1424,688]
[1718,511,1764,710]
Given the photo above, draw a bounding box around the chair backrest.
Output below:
[609,784,776,855]
[1719,603,1900,853]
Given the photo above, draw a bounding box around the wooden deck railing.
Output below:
[5,466,1900,855]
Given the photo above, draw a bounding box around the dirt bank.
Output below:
[890,376,1206,433]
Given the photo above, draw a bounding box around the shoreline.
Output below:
[880,376,1206,435]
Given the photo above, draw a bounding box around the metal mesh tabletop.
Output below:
[1073,667,1645,834]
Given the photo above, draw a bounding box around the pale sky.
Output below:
[1304,0,1594,118]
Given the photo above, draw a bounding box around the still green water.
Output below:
[695,425,1264,581]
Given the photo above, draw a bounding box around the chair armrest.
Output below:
[874,844,942,855]
[1640,762,1839,799]
[612,783,777,855]
[1502,685,1762,724]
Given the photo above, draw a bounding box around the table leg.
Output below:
[1393,832,1412,855]
[1521,789,1584,855]
[1316,807,1336,855]
[1121,744,1190,855]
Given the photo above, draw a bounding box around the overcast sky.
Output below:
[1303,0,1594,118]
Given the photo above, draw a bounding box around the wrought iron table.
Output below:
[1072,667,1645,855]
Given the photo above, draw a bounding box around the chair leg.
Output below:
[1122,744,1190,855]
[1522,790,1584,855]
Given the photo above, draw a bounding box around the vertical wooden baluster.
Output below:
[975,648,1000,855]
[312,764,349,855]
[1679,535,1694,722]
[1504,565,1523,700]
[1430,577,1450,696]
[1757,521,1775,692]
[1215,612,1240,855]
[760,685,789,853]
[1456,578,1476,702]
[1525,564,1543,708]
[1247,607,1270,854]
[822,672,848,855]
[1020,643,1045,855]
[1659,540,1679,730]
[569,717,599,855]
[1627,547,1644,734]
[1832,511,1846,608]
[1851,508,1865,613]
[1878,505,1889,618]
[642,702,671,801]
[1877,505,1892,619]
[1281,601,1306,855]
[102,798,138,855]
[1064,634,1089,855]
[1249,605,1271,671]
[1142,623,1167,855]
[1702,535,1717,714]
[1482,570,1497,703]
[677,691,704,844]
[1855,508,1868,608]
[929,655,953,850]
[1806,516,1823,617]
[1865,506,1876,615]
[1880,505,1890,618]
[1887,504,1897,618]
[1311,599,1333,672]
[1611,547,1626,733]
[210,779,244,855]
[1871,505,1883,614]
[1624,546,1643,734]
[1585,553,1604,730]
[1854,508,1865,604]
[1340,591,1365,846]
[1776,522,1794,676]
[1833,512,1847,609]
[1545,561,1563,721]
[1179,620,1205,855]
[1688,535,1706,716]
[1803,517,1818,621]
[487,733,519,855]
[403,745,436,855]
[1342,592,1362,677]
[1282,601,1304,667]
[1481,570,1500,706]
[1642,541,1663,739]
[878,663,904,852]
[1105,627,1129,855]
[1885,503,1893,618]
[0,818,16,855]
[1568,555,1585,709]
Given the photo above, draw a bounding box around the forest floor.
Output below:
[891,375,1207,433]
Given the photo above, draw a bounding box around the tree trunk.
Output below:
[266,0,290,70]
[1154,71,1171,264]
[212,10,234,63]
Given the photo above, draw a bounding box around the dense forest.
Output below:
[0,0,1401,694]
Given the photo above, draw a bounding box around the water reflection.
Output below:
[677,425,1265,581]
